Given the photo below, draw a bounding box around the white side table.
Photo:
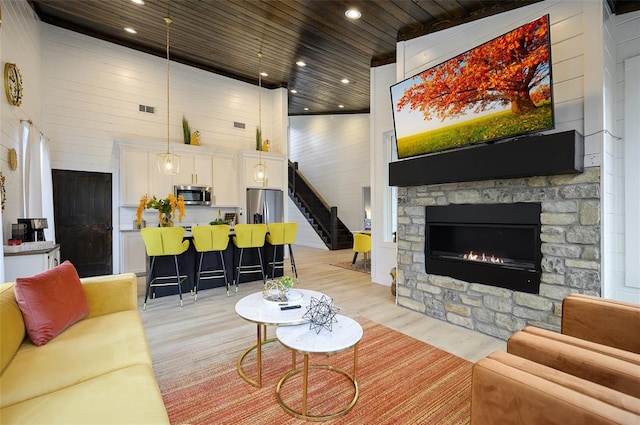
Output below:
[234,289,326,387]
[275,315,363,421]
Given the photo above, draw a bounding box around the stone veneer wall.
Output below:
[396,167,601,340]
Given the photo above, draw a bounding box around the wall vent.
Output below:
[233,121,246,129]
[139,104,155,114]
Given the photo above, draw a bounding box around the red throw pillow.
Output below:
[14,260,89,346]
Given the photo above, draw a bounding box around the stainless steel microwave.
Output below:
[174,185,212,206]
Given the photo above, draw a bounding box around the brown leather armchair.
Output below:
[470,294,640,424]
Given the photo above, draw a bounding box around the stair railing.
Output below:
[288,161,349,250]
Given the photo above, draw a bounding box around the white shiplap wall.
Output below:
[370,63,397,286]
[289,114,370,233]
[41,23,282,175]
[602,3,617,299]
[1,0,44,280]
[0,0,42,243]
[614,10,640,302]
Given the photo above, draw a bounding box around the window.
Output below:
[383,130,398,242]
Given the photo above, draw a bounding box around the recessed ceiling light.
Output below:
[338,104,345,108]
[304,107,309,111]
[131,0,145,4]
[296,60,306,67]
[260,71,268,77]
[345,9,361,19]
[124,27,137,34]
[341,78,350,84]
[290,89,298,94]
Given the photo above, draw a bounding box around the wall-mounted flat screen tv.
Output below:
[391,14,554,160]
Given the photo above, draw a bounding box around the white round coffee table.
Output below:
[234,288,326,387]
[275,315,363,421]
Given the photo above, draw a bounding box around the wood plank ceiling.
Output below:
[28,0,638,116]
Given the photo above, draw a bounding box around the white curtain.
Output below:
[40,139,55,242]
[22,124,56,242]
[23,125,41,216]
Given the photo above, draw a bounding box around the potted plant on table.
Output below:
[263,276,295,302]
[279,276,295,292]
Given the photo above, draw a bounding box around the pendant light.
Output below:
[253,51,268,185]
[157,16,180,175]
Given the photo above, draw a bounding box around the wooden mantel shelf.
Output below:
[389,130,584,187]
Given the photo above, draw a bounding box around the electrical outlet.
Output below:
[584,154,600,167]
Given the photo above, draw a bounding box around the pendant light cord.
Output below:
[165,17,172,155]
[258,51,263,164]
[258,51,263,133]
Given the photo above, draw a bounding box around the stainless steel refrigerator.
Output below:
[246,189,284,224]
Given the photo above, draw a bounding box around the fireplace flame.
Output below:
[463,251,504,264]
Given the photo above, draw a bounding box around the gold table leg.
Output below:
[237,323,276,387]
[275,344,360,421]
[302,354,309,416]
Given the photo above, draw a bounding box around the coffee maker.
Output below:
[15,218,48,242]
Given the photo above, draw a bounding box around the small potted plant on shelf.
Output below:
[182,116,191,145]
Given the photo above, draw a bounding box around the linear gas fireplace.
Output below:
[425,203,542,294]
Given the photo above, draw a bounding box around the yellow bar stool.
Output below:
[191,224,231,298]
[141,227,190,309]
[352,233,371,270]
[266,222,298,280]
[232,224,268,289]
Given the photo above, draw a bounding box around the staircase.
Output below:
[288,161,353,250]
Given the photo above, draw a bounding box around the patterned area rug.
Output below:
[330,260,370,274]
[154,318,473,424]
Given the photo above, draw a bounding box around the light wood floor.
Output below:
[138,246,505,363]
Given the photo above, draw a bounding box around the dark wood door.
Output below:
[53,170,112,277]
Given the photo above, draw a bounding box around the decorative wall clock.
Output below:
[4,63,23,106]
[0,172,6,212]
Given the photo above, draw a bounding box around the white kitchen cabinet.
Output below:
[176,153,213,187]
[262,157,285,189]
[120,231,146,275]
[148,152,175,197]
[4,245,61,282]
[212,153,239,206]
[242,152,286,190]
[120,148,149,206]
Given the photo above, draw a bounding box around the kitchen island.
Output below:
[143,230,283,298]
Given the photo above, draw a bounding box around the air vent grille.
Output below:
[139,104,155,114]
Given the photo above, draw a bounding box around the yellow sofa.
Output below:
[0,273,170,424]
[470,294,640,424]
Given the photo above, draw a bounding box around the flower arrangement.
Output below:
[136,193,185,227]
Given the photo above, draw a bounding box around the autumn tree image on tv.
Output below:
[392,15,554,159]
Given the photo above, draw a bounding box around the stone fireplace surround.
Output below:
[392,132,601,340]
